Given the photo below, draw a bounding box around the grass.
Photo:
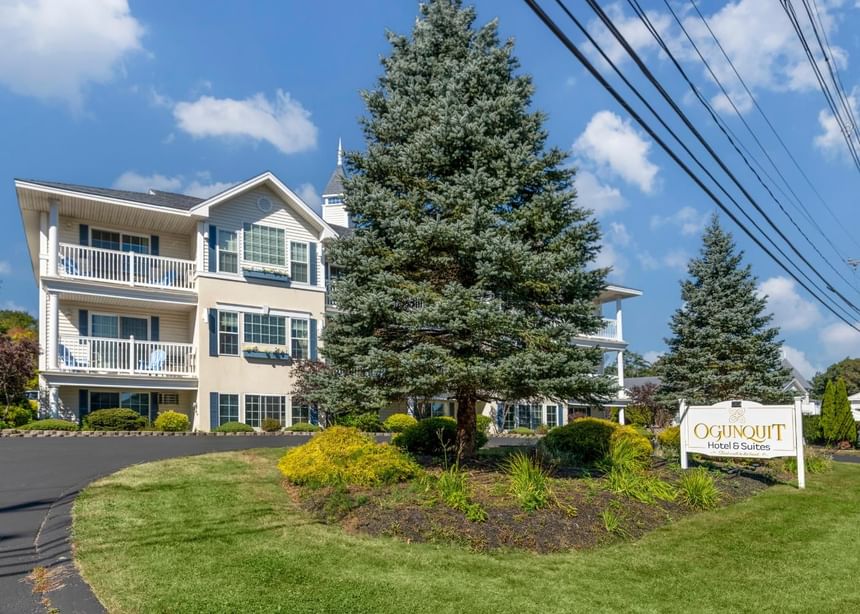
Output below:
[74,449,860,614]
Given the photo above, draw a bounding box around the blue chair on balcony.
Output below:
[140,349,167,372]
[58,343,88,369]
[59,255,80,276]
[159,270,177,287]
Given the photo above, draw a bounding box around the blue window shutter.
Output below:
[310,404,319,426]
[210,392,219,430]
[79,389,89,425]
[150,316,160,341]
[79,224,89,246]
[309,319,318,360]
[149,392,158,423]
[208,225,217,273]
[150,235,159,256]
[208,308,218,357]
[79,310,89,337]
[309,242,317,286]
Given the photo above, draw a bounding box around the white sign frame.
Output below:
[678,397,805,489]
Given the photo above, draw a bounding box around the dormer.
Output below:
[321,140,350,229]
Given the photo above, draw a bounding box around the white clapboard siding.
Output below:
[58,302,192,343]
[59,217,194,261]
[204,187,323,286]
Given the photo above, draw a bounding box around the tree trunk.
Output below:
[455,389,477,459]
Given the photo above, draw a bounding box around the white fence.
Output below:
[58,336,196,376]
[588,318,619,340]
[58,243,196,290]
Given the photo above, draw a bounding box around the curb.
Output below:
[0,430,316,438]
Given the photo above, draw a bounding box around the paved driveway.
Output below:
[0,436,312,614]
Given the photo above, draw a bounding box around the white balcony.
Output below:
[586,317,620,341]
[58,243,196,291]
[58,336,196,377]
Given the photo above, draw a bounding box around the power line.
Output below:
[519,0,860,333]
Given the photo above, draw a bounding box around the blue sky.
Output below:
[1,0,859,377]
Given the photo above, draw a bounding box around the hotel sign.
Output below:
[678,399,806,488]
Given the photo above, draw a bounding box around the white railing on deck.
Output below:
[58,336,196,376]
[58,243,196,290]
[586,318,619,341]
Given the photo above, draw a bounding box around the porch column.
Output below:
[47,292,59,370]
[196,221,205,273]
[616,349,625,399]
[48,200,59,276]
[615,298,623,341]
[38,285,46,371]
[48,386,59,418]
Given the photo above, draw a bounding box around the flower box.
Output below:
[242,348,292,362]
[242,268,291,285]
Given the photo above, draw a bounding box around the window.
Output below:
[290,241,309,283]
[325,196,344,205]
[90,229,149,254]
[219,394,239,425]
[243,224,285,266]
[244,313,286,346]
[91,230,120,251]
[502,404,515,430]
[290,319,309,359]
[218,230,238,273]
[244,394,285,428]
[219,312,239,355]
[291,402,311,425]
[517,403,541,430]
[91,314,119,338]
[415,400,447,420]
[89,314,148,340]
[90,391,119,410]
[122,234,150,254]
[545,405,558,428]
[89,391,149,417]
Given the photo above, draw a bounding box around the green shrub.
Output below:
[802,415,823,444]
[601,509,622,534]
[540,417,619,464]
[84,408,147,431]
[278,426,420,487]
[657,426,681,455]
[510,426,537,436]
[213,421,255,433]
[18,419,78,431]
[609,426,653,470]
[624,404,652,427]
[393,416,488,456]
[0,420,8,429]
[338,412,385,432]
[784,450,833,474]
[286,422,320,432]
[437,466,487,522]
[383,413,418,433]
[261,418,283,432]
[154,411,190,432]
[606,467,676,504]
[2,405,35,427]
[505,452,551,511]
[677,468,720,509]
[476,414,492,434]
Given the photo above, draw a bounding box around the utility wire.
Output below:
[519,0,860,333]
[688,0,860,254]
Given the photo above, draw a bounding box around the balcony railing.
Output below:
[584,318,620,341]
[58,336,196,376]
[58,243,196,290]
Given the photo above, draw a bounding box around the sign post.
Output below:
[677,398,805,489]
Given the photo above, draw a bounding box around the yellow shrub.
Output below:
[658,426,681,454]
[277,426,421,487]
[383,413,418,433]
[610,425,653,469]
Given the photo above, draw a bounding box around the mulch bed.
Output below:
[284,454,775,554]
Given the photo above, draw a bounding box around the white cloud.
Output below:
[594,242,627,281]
[643,350,663,364]
[636,249,688,272]
[174,89,318,155]
[573,111,659,193]
[781,345,820,380]
[0,0,144,106]
[608,222,632,246]
[113,171,235,199]
[757,276,822,332]
[814,89,859,161]
[585,3,672,67]
[819,321,860,359]
[650,206,709,236]
[575,169,627,216]
[0,260,11,275]
[296,183,322,211]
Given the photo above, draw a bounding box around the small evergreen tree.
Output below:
[824,378,857,446]
[662,215,789,405]
[308,0,612,456]
[819,379,836,441]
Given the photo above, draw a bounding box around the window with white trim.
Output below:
[244,313,286,346]
[291,402,311,425]
[218,230,238,273]
[243,224,285,266]
[545,405,558,428]
[244,394,285,428]
[290,241,309,283]
[219,311,239,355]
[290,319,309,359]
[219,394,239,425]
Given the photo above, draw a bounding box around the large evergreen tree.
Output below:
[311,0,612,455]
[662,215,789,405]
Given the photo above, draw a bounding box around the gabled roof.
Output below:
[16,179,204,211]
[781,357,810,391]
[322,165,345,196]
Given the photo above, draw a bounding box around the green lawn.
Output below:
[73,449,860,614]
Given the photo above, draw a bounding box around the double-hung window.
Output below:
[218,230,238,273]
[290,241,309,283]
[219,394,239,425]
[243,224,285,266]
[245,394,285,428]
[244,313,286,346]
[290,319,309,359]
[545,405,558,428]
[291,402,311,425]
[503,404,515,430]
[219,312,239,355]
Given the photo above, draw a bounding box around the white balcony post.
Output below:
[129,251,135,286]
[48,386,59,418]
[196,221,205,273]
[47,292,59,370]
[48,200,59,276]
[617,349,626,406]
[615,298,623,341]
[129,335,135,374]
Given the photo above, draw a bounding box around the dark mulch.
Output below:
[285,454,774,554]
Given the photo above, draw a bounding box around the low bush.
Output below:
[0,420,8,429]
[623,404,652,427]
[338,412,385,432]
[540,418,618,464]
[213,421,254,433]
[2,404,36,427]
[802,415,822,444]
[392,416,488,456]
[84,408,147,431]
[476,414,492,434]
[606,467,676,504]
[278,426,420,487]
[609,426,653,470]
[261,418,283,432]
[657,426,681,456]
[505,452,551,512]
[286,422,320,432]
[18,419,78,431]
[784,450,833,474]
[509,427,537,436]
[383,413,418,433]
[677,468,720,510]
[437,466,487,522]
[154,411,190,432]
